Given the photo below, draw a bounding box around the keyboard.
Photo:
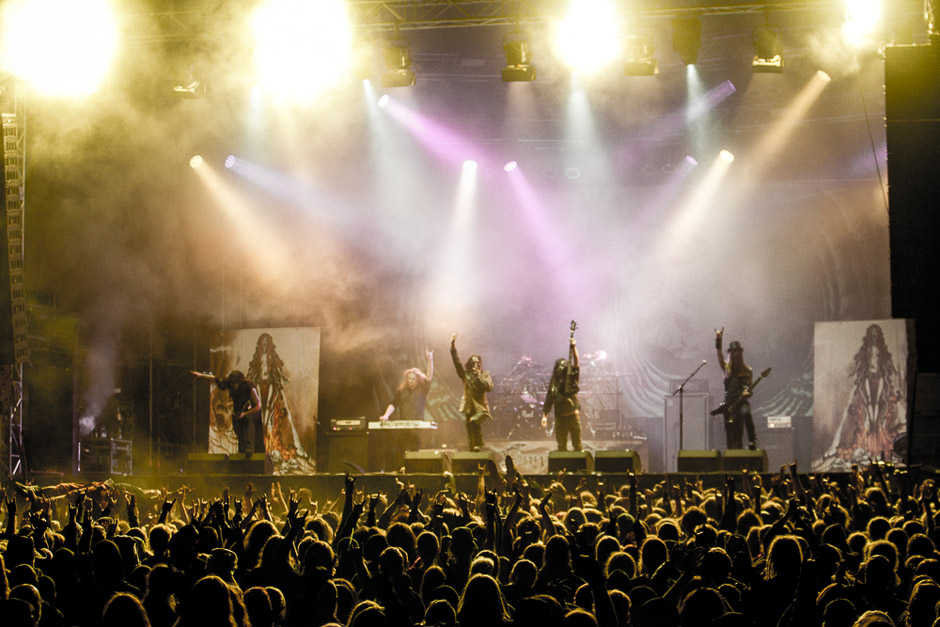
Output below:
[368,420,438,430]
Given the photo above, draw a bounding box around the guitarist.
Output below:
[715,328,758,450]
[542,322,582,452]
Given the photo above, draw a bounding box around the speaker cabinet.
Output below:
[404,451,450,473]
[665,394,709,472]
[451,451,496,474]
[327,432,369,474]
[594,450,641,473]
[547,451,594,473]
[754,426,793,471]
[723,449,768,472]
[677,450,722,473]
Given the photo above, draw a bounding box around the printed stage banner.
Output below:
[813,319,913,472]
[207,327,319,475]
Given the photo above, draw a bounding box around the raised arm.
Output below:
[715,327,726,373]
[426,348,434,382]
[570,337,579,368]
[450,334,465,379]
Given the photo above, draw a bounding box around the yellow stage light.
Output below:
[555,0,621,74]
[1,0,118,96]
[251,0,353,101]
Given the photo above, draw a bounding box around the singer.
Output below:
[450,333,493,452]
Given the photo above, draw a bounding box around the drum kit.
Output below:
[492,352,626,440]
[492,355,551,439]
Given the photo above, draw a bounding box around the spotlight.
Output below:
[672,17,702,65]
[502,31,536,82]
[504,161,518,172]
[381,38,416,88]
[190,155,204,169]
[225,155,235,169]
[377,94,390,108]
[623,33,658,76]
[753,26,784,73]
[719,150,734,163]
[463,160,478,172]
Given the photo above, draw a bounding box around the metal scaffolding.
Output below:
[2,107,27,479]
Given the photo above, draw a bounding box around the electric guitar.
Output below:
[710,367,772,417]
[569,320,577,363]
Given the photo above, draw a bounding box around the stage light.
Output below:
[929,0,940,41]
[251,0,352,101]
[554,0,621,74]
[463,160,478,172]
[377,94,390,108]
[1,0,119,96]
[190,155,204,169]
[504,161,518,172]
[381,38,416,88]
[502,31,536,82]
[719,150,734,163]
[844,0,881,46]
[672,17,702,65]
[565,167,581,179]
[753,26,784,73]
[623,33,658,76]
[225,155,236,169]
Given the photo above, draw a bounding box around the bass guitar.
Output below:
[710,367,772,417]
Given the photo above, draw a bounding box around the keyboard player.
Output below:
[377,349,434,470]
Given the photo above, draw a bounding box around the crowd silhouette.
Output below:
[1,459,939,627]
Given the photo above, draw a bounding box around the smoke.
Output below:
[18,7,895,434]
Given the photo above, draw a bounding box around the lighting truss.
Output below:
[121,2,854,39]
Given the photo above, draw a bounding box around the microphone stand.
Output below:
[673,360,708,451]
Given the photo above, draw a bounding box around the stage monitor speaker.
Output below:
[723,449,768,472]
[228,453,267,474]
[186,453,227,474]
[327,432,369,474]
[547,451,594,473]
[594,450,641,473]
[186,453,266,474]
[677,450,722,473]
[451,451,496,474]
[404,451,450,473]
[664,394,709,473]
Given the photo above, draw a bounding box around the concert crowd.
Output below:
[1,461,938,627]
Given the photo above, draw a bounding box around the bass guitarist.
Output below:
[542,321,582,452]
[715,328,758,450]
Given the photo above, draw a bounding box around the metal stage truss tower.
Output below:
[2,109,27,479]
